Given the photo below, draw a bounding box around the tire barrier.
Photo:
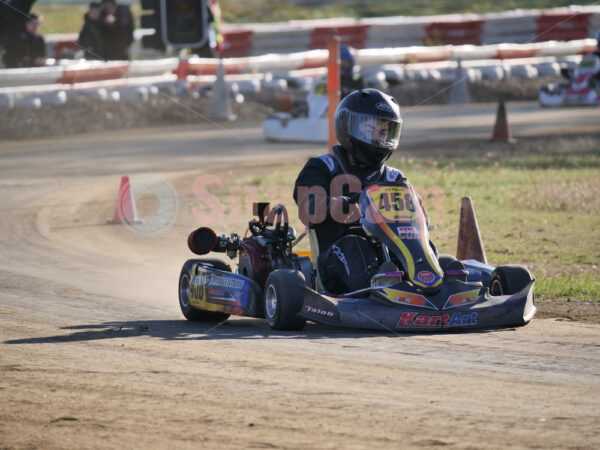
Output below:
[3,38,593,91]
[1,31,593,111]
[0,75,177,109]
[0,58,179,87]
[0,53,584,109]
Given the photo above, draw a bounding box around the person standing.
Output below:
[2,12,46,68]
[78,2,105,60]
[99,0,134,60]
[0,0,37,64]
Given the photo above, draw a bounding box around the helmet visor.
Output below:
[346,111,402,149]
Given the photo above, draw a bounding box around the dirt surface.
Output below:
[1,116,599,449]
[535,301,600,323]
[0,95,275,141]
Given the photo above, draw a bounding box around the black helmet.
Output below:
[334,88,403,169]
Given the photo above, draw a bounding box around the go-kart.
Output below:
[178,181,536,331]
[539,54,600,107]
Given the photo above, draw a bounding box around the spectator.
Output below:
[1,0,37,62]
[210,0,224,56]
[78,2,104,60]
[196,0,223,58]
[2,12,46,68]
[100,0,134,60]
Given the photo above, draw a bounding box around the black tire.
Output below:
[264,269,306,331]
[178,259,231,322]
[489,265,533,296]
[438,254,457,272]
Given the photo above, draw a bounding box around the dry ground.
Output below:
[1,116,599,449]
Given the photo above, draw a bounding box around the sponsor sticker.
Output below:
[367,170,381,181]
[380,288,436,309]
[208,273,245,290]
[385,167,402,182]
[417,271,435,284]
[375,101,394,113]
[332,245,351,276]
[444,289,481,309]
[303,305,336,319]
[397,226,418,239]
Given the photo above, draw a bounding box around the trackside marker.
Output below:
[107,175,143,224]
[491,99,515,142]
[456,197,487,264]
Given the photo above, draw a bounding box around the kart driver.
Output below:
[294,88,428,294]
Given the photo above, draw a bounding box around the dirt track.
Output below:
[1,109,599,449]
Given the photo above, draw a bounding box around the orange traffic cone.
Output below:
[491,99,514,142]
[456,197,487,264]
[107,175,142,224]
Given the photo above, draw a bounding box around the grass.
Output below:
[390,141,600,302]
[218,0,599,23]
[34,0,600,33]
[36,5,88,34]
[401,148,600,303]
[195,137,600,303]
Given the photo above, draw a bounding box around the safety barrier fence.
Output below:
[0,53,585,109]
[1,39,595,89]
[43,5,600,58]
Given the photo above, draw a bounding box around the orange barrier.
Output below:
[327,37,340,152]
[310,25,369,50]
[57,63,129,84]
[426,20,485,46]
[536,13,592,42]
[222,30,254,57]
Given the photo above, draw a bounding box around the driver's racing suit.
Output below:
[294,146,428,294]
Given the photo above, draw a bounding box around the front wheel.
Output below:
[489,265,533,296]
[179,259,231,322]
[264,269,306,331]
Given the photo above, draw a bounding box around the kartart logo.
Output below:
[397,312,478,328]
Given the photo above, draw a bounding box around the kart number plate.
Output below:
[367,185,418,222]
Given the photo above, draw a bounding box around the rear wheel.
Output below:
[439,254,467,282]
[489,265,533,296]
[438,254,457,272]
[178,259,231,322]
[264,270,306,331]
